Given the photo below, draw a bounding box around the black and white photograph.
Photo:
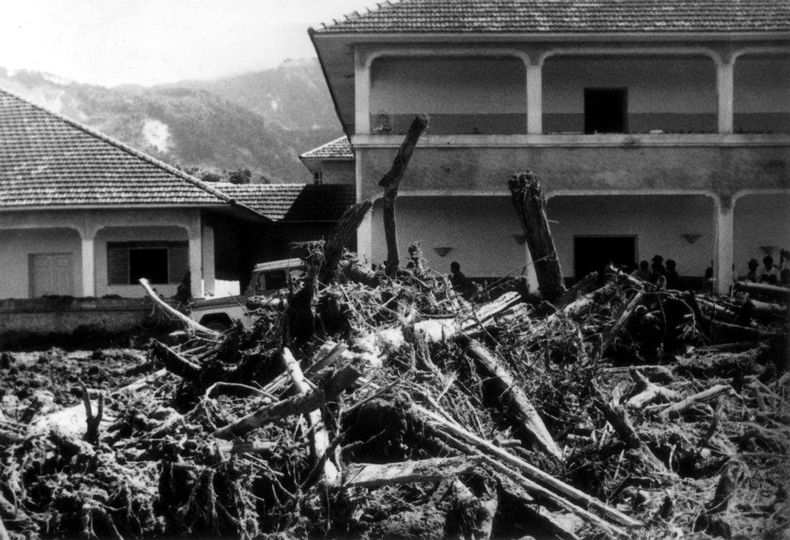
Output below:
[0,0,788,538]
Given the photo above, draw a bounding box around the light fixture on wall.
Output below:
[759,245,778,256]
[512,234,527,245]
[681,233,701,244]
[433,247,453,257]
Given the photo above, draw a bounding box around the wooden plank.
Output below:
[344,456,476,488]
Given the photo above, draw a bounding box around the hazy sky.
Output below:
[0,0,377,87]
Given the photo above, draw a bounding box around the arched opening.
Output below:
[733,192,790,281]
[369,56,527,135]
[547,194,716,286]
[734,55,790,134]
[542,54,717,134]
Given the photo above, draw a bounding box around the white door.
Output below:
[30,253,74,297]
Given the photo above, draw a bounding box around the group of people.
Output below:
[631,255,679,289]
[743,250,789,285]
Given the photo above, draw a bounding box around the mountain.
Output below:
[0,60,342,183]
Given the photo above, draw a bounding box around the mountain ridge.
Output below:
[0,59,342,183]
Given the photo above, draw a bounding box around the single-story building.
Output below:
[0,87,354,300]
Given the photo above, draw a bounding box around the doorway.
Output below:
[574,236,636,280]
[584,88,628,133]
[29,253,74,297]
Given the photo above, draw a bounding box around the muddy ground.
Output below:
[0,348,147,422]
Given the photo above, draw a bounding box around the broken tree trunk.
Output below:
[591,383,667,473]
[80,384,104,445]
[464,338,563,460]
[626,368,681,408]
[319,200,373,284]
[151,340,203,380]
[659,384,734,420]
[139,278,220,338]
[213,357,366,439]
[379,114,430,277]
[734,280,790,302]
[414,404,643,530]
[508,171,566,302]
[343,456,476,488]
[282,347,340,486]
[555,271,598,309]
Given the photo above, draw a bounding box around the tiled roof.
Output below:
[314,0,790,34]
[300,137,353,160]
[215,183,356,222]
[0,87,240,209]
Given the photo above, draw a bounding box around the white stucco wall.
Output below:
[734,57,790,113]
[547,195,716,278]
[0,208,204,299]
[368,194,716,282]
[371,57,526,114]
[369,197,529,278]
[733,193,790,279]
[370,57,526,134]
[0,228,82,299]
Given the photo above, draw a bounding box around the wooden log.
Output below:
[0,515,9,540]
[139,278,220,338]
[708,319,767,345]
[449,479,498,540]
[600,290,646,353]
[282,347,340,486]
[379,114,430,276]
[343,457,476,488]
[319,200,373,284]
[151,340,203,380]
[626,368,681,408]
[556,271,599,309]
[412,291,522,344]
[465,338,563,460]
[213,358,366,439]
[436,429,627,537]
[734,281,790,302]
[414,404,642,530]
[591,384,667,472]
[508,171,566,302]
[659,384,734,419]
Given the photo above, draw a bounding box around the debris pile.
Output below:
[1,241,787,539]
[1,119,788,539]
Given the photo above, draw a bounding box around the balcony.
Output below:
[352,133,790,199]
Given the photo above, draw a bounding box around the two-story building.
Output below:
[310,0,790,293]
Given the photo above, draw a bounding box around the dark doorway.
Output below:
[574,236,636,280]
[584,88,628,133]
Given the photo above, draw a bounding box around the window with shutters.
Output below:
[107,241,188,285]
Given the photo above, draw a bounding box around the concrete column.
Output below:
[80,232,95,297]
[714,196,734,294]
[526,63,543,135]
[354,49,371,135]
[201,224,215,296]
[188,231,203,299]
[717,61,734,134]
[357,204,374,265]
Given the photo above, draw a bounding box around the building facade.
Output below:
[311,0,790,292]
[0,88,264,299]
